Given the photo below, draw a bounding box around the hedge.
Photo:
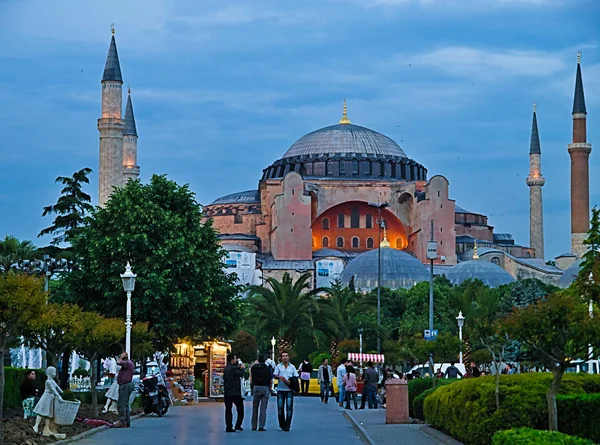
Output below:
[492,428,595,445]
[557,393,600,443]
[408,378,459,418]
[3,367,46,410]
[423,373,600,445]
[413,379,458,420]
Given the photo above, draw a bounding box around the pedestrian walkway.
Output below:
[344,408,463,445]
[70,397,365,445]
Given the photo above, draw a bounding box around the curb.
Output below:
[342,411,377,445]
[421,425,464,445]
[53,413,144,445]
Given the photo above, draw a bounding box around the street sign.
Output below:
[424,329,438,341]
[426,241,438,260]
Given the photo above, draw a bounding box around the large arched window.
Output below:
[491,257,500,266]
[351,208,359,228]
[352,159,359,176]
[352,237,359,248]
[366,237,374,249]
[366,214,372,229]
[322,236,329,248]
[338,214,345,228]
[339,160,346,175]
[336,236,344,248]
[322,218,330,230]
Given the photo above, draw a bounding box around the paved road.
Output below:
[74,397,365,445]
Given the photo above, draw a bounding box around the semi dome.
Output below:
[558,259,583,289]
[340,248,429,290]
[282,124,407,159]
[445,260,515,288]
[210,190,260,205]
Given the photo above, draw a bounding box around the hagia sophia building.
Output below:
[96,30,593,291]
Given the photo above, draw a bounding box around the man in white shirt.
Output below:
[273,351,298,432]
[336,358,348,407]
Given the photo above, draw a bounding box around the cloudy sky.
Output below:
[0,0,598,260]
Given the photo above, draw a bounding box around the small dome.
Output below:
[445,260,515,288]
[282,124,407,159]
[210,190,260,205]
[558,259,583,289]
[340,248,429,290]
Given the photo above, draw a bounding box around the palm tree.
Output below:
[0,235,35,274]
[246,272,319,354]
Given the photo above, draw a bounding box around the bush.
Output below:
[3,367,46,410]
[492,428,595,445]
[423,374,600,445]
[557,393,600,443]
[408,378,458,418]
[413,379,458,420]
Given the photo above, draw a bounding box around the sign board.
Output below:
[424,329,438,341]
[426,241,438,260]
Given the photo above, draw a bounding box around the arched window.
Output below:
[352,237,359,248]
[322,218,330,230]
[491,257,500,266]
[322,236,329,248]
[367,237,374,249]
[352,160,359,176]
[326,160,334,175]
[338,214,345,228]
[366,161,372,176]
[378,161,385,177]
[337,236,344,248]
[351,208,359,228]
[312,237,316,248]
[366,214,372,229]
[395,237,405,249]
[339,160,346,175]
[390,162,397,178]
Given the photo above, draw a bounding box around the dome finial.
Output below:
[577,50,581,64]
[339,98,351,125]
[111,24,115,35]
[380,225,391,248]
[533,102,536,113]
[473,241,479,260]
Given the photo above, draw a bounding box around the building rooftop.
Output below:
[210,190,261,205]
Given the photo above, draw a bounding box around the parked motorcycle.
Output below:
[140,375,170,416]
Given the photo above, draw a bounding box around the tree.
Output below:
[0,274,46,432]
[130,322,156,367]
[576,206,600,299]
[231,331,258,364]
[38,168,94,245]
[247,272,318,354]
[62,175,240,348]
[503,291,600,431]
[0,235,35,274]
[68,312,124,416]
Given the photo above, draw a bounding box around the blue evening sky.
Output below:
[0,0,598,261]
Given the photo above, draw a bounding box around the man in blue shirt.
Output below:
[273,351,298,432]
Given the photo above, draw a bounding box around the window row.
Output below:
[322,236,375,249]
[322,212,373,229]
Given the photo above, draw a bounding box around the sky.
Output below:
[0,0,598,261]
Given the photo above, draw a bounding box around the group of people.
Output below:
[317,358,380,409]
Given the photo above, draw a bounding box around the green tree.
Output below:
[68,312,124,416]
[38,168,94,245]
[130,322,156,367]
[0,274,46,432]
[247,272,318,354]
[503,291,600,431]
[0,235,35,274]
[62,175,240,348]
[576,206,600,299]
[231,331,258,364]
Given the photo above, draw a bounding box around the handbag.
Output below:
[300,372,311,380]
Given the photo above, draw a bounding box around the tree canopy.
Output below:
[61,174,240,348]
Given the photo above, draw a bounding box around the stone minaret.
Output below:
[568,51,592,258]
[526,104,545,259]
[123,88,140,183]
[98,26,125,207]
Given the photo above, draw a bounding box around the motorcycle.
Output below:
[140,375,170,416]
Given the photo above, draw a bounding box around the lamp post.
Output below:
[120,262,137,356]
[368,201,389,355]
[358,326,364,369]
[426,220,437,376]
[588,272,595,373]
[456,311,465,364]
[271,336,276,362]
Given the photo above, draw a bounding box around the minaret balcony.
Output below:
[526,176,545,187]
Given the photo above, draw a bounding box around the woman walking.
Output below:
[298,358,312,396]
[343,365,358,410]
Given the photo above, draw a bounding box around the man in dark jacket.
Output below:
[223,354,245,432]
[250,354,272,431]
[444,362,463,379]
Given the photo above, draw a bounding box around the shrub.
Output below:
[423,374,600,445]
[413,379,458,420]
[492,428,595,445]
[557,393,600,443]
[2,367,46,410]
[408,378,458,418]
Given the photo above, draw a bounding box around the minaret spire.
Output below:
[103,26,123,82]
[339,98,351,125]
[568,51,592,258]
[123,88,140,183]
[123,89,138,137]
[526,103,545,259]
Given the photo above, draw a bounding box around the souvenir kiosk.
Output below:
[192,340,231,398]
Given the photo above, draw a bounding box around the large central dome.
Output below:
[282,123,407,159]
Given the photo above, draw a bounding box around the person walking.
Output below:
[343,365,358,410]
[363,361,379,409]
[223,354,245,432]
[336,358,348,407]
[273,351,298,432]
[20,369,40,419]
[114,352,135,428]
[317,358,334,404]
[298,358,313,396]
[444,361,463,379]
[250,354,272,431]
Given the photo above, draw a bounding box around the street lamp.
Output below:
[358,326,364,369]
[456,311,465,364]
[120,262,137,356]
[367,201,389,355]
[588,272,595,373]
[271,336,276,362]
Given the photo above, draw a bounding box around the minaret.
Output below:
[568,51,592,258]
[98,25,125,207]
[123,88,140,183]
[526,103,545,259]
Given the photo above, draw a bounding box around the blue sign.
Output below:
[424,329,438,341]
